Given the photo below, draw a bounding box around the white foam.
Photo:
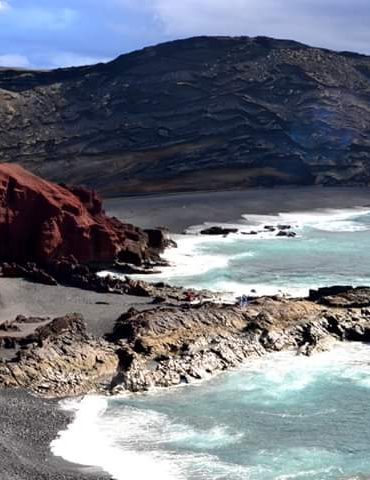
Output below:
[155,234,231,278]
[51,343,370,480]
[208,281,309,300]
[51,396,186,480]
[232,342,370,400]
[100,233,231,285]
[100,206,370,298]
[166,424,244,450]
[242,207,370,233]
[51,396,247,480]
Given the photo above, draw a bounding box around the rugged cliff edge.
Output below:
[0,163,165,266]
[1,36,370,194]
[1,287,370,397]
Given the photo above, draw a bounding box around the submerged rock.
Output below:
[276,230,296,237]
[200,226,238,235]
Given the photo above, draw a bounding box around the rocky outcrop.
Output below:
[0,163,165,265]
[1,36,370,194]
[2,288,370,397]
[0,258,193,299]
[0,314,118,397]
[107,289,370,392]
[200,226,238,235]
[309,286,370,308]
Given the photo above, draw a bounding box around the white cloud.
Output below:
[118,0,370,54]
[0,1,9,11]
[46,51,110,68]
[1,0,370,70]
[0,53,30,68]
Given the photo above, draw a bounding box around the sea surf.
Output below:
[52,342,370,480]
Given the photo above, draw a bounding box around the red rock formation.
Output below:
[0,163,156,264]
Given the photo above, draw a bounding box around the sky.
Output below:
[0,0,370,69]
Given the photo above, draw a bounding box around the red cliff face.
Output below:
[0,163,155,264]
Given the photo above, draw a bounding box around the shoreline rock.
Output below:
[200,226,238,235]
[107,291,370,393]
[0,314,118,397]
[0,163,167,266]
[0,258,202,301]
[1,287,370,398]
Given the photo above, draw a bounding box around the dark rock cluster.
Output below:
[0,258,190,300]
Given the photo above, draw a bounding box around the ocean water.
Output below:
[127,207,370,298]
[52,343,370,480]
[53,206,370,479]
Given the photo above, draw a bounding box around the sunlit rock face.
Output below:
[0,163,154,264]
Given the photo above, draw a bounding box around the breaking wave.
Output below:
[52,343,370,480]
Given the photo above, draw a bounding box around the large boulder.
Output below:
[0,163,158,264]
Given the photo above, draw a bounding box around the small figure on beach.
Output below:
[184,290,195,302]
[238,294,249,308]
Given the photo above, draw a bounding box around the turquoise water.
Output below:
[53,207,370,479]
[53,343,370,480]
[133,208,370,297]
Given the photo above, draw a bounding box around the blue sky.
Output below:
[1,0,370,69]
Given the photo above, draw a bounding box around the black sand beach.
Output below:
[0,279,155,480]
[106,187,370,232]
[1,186,370,480]
[0,389,110,480]
[0,278,152,337]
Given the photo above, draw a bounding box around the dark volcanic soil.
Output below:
[0,278,152,337]
[0,389,109,480]
[105,186,370,232]
[2,36,370,194]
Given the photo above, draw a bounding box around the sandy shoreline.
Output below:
[0,389,111,480]
[0,279,155,480]
[1,186,370,480]
[0,278,158,480]
[105,186,370,232]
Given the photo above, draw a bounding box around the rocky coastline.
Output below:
[1,285,370,398]
[0,163,370,480]
[0,165,369,398]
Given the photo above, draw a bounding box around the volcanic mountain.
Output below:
[1,36,370,195]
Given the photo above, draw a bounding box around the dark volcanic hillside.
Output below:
[1,36,370,195]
